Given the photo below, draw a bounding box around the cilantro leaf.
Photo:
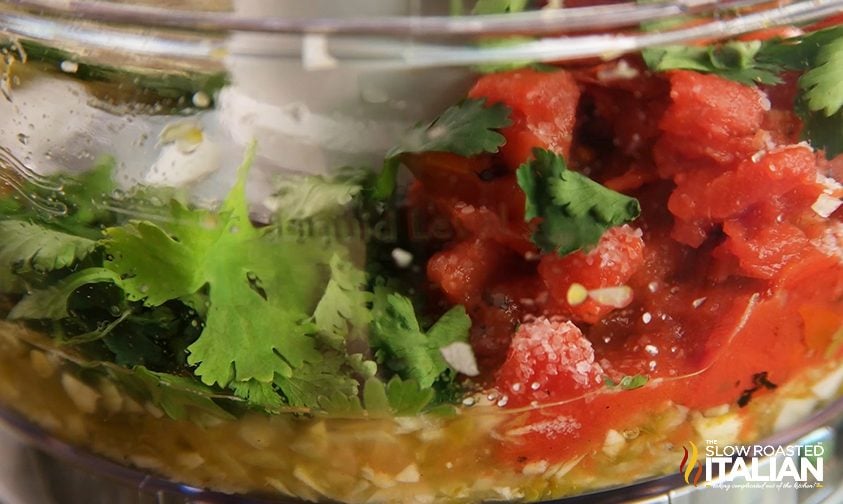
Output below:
[516,148,640,256]
[57,157,117,231]
[103,216,205,306]
[387,98,512,159]
[8,268,121,320]
[271,168,367,222]
[371,293,471,388]
[383,376,436,415]
[231,379,283,412]
[778,27,843,157]
[115,366,235,421]
[798,37,843,153]
[0,220,98,273]
[363,376,435,417]
[604,374,649,390]
[799,104,843,158]
[642,41,785,86]
[273,350,363,413]
[104,144,329,388]
[313,254,373,348]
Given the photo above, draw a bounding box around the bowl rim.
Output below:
[3,0,843,68]
[0,0,777,36]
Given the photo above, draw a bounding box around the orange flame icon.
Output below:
[679,442,704,486]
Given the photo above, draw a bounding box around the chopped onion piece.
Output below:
[588,286,633,308]
[440,342,480,377]
[566,283,588,306]
[812,193,842,218]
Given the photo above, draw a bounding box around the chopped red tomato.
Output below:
[654,70,767,176]
[495,317,604,408]
[427,237,514,305]
[468,69,581,169]
[539,226,646,324]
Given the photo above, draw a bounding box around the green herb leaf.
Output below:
[786,28,843,157]
[383,376,436,415]
[8,268,121,320]
[642,41,785,86]
[0,220,97,273]
[363,376,435,416]
[273,350,364,413]
[313,254,373,347]
[116,366,235,421]
[605,374,649,390]
[388,98,512,159]
[231,379,283,412]
[104,144,329,388]
[271,168,367,222]
[516,148,640,256]
[800,36,843,111]
[371,293,471,388]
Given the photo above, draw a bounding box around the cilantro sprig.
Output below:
[516,148,641,256]
[387,98,511,159]
[0,145,476,418]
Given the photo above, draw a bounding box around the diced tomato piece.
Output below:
[495,317,603,408]
[446,201,534,255]
[716,219,813,279]
[469,69,581,169]
[404,152,534,253]
[800,304,843,352]
[427,238,513,305]
[538,226,645,324]
[654,70,767,175]
[668,145,817,223]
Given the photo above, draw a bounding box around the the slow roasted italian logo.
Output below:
[679,442,704,486]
